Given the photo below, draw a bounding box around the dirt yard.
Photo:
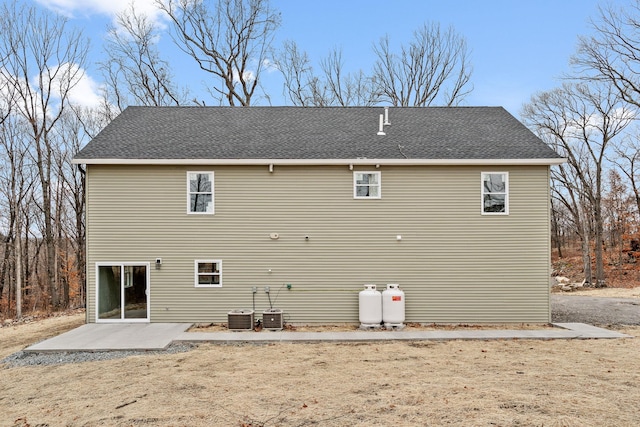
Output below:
[553,286,640,298]
[1,292,640,427]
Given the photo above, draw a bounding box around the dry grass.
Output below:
[2,304,640,426]
[0,310,85,360]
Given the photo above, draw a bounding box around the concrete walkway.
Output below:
[24,322,631,353]
[175,323,631,343]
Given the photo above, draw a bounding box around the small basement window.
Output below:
[187,172,214,214]
[354,171,381,199]
[195,260,222,287]
[482,172,508,214]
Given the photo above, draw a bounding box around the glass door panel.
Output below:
[98,265,122,320]
[124,265,148,319]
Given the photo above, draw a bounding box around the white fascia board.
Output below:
[72,157,567,166]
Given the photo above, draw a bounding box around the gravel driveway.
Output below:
[551,294,640,325]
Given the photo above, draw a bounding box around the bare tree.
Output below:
[0,0,89,307]
[544,123,596,282]
[602,169,634,267]
[611,135,640,218]
[550,197,565,258]
[101,4,188,111]
[372,22,473,106]
[277,40,318,106]
[570,0,640,229]
[322,49,379,106]
[157,0,281,106]
[278,22,472,107]
[56,105,111,308]
[0,97,38,317]
[277,41,377,106]
[572,1,640,108]
[523,82,633,286]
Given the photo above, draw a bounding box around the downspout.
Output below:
[78,164,88,324]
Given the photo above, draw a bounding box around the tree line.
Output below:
[522,1,640,287]
[0,0,639,318]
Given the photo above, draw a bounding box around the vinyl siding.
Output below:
[85,164,551,324]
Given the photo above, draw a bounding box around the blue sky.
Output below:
[33,0,616,117]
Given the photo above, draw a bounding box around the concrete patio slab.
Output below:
[24,323,192,352]
[23,322,631,353]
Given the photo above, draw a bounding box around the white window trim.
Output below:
[194,260,222,288]
[481,172,509,215]
[353,171,382,199]
[187,171,215,214]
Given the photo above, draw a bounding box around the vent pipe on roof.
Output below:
[377,114,386,136]
[384,107,390,126]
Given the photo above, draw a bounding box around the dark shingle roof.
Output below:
[74,106,562,163]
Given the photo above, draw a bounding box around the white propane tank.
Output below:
[382,284,405,326]
[359,284,382,326]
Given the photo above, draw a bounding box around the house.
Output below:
[73,106,564,324]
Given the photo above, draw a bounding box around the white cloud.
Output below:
[68,71,105,109]
[233,68,256,84]
[0,64,105,130]
[33,62,104,110]
[35,0,165,25]
[0,74,13,115]
[262,58,279,73]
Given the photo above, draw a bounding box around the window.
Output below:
[354,172,381,199]
[195,260,222,287]
[187,172,214,214]
[482,172,508,214]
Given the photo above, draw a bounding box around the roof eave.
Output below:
[72,157,567,166]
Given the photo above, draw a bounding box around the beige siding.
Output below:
[85,164,551,324]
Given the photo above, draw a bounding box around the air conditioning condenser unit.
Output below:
[262,308,283,330]
[227,309,254,330]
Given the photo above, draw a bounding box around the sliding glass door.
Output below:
[97,263,149,321]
